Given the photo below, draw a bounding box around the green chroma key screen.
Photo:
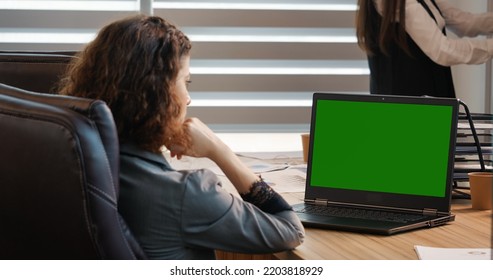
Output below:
[310,99,453,198]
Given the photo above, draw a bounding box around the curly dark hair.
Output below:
[58,15,192,153]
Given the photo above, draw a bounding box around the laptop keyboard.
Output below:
[296,204,424,223]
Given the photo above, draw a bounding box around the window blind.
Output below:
[0,0,369,132]
[0,0,140,50]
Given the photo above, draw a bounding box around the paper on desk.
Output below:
[414,245,492,260]
[237,151,303,160]
[209,162,306,193]
[260,166,307,193]
[207,161,291,176]
[171,155,307,193]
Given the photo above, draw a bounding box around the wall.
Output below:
[448,0,492,113]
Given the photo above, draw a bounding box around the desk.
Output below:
[277,195,491,259]
[167,153,492,260]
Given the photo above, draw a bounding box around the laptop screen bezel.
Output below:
[305,92,459,213]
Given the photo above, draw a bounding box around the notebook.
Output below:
[293,92,459,235]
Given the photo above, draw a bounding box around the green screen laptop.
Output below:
[293,92,459,235]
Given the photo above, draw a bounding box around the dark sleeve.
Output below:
[239,178,293,214]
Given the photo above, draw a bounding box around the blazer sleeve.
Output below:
[179,169,305,254]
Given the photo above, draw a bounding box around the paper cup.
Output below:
[301,133,310,163]
[468,172,493,210]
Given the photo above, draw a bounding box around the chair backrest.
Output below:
[0,51,76,94]
[0,83,146,259]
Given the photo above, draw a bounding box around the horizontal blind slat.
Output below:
[0,0,368,132]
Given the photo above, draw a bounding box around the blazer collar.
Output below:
[120,142,173,170]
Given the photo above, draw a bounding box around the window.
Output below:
[0,0,140,49]
[0,0,368,132]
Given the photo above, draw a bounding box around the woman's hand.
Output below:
[169,117,226,161]
[168,117,257,194]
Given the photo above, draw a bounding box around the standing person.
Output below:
[58,15,304,259]
[356,0,493,98]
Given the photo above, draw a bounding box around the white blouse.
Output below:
[373,0,493,66]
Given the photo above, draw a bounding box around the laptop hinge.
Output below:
[313,199,328,206]
[422,208,437,216]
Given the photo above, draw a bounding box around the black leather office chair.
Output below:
[0,51,76,94]
[0,83,146,259]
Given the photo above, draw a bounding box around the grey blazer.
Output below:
[117,143,304,259]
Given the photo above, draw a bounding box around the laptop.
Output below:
[293,92,459,235]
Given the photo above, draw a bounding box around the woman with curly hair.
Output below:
[58,15,304,260]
